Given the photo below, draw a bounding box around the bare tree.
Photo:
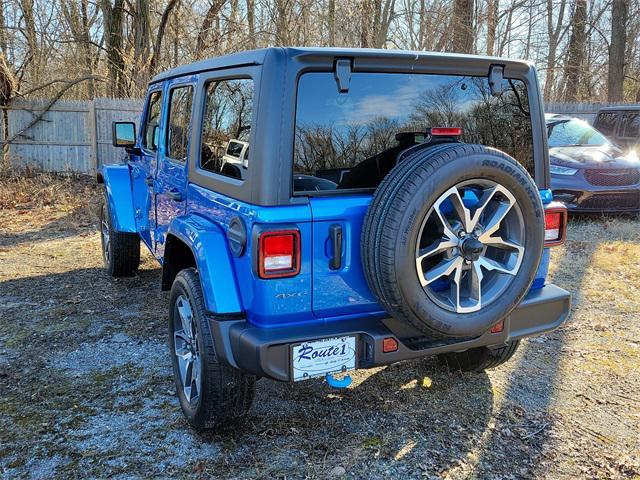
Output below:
[452,0,475,52]
[608,0,628,101]
[562,0,587,101]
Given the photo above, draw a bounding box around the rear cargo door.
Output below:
[309,195,382,318]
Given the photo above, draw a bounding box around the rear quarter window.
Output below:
[293,72,535,193]
[594,112,618,137]
[620,112,640,139]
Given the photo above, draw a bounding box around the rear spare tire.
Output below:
[362,143,544,339]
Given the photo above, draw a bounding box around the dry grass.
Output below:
[0,169,99,211]
[1,176,639,479]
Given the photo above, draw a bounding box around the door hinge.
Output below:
[334,58,352,94]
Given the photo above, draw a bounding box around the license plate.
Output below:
[291,336,356,382]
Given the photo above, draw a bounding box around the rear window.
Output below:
[293,72,534,193]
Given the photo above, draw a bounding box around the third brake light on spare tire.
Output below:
[430,127,463,136]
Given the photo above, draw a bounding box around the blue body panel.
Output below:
[309,195,379,317]
[187,183,317,326]
[168,215,243,314]
[102,164,136,233]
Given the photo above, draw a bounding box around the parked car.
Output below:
[546,113,640,213]
[593,106,640,151]
[100,48,571,431]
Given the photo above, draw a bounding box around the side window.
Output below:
[166,85,194,162]
[143,91,162,151]
[595,112,618,137]
[200,78,254,179]
[620,112,640,139]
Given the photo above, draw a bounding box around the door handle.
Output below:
[145,176,153,186]
[329,223,343,270]
[167,189,183,202]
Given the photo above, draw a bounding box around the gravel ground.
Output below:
[1,175,639,479]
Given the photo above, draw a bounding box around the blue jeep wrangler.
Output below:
[100,48,571,431]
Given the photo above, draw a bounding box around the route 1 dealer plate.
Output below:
[291,336,356,382]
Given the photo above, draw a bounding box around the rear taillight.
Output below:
[258,230,300,278]
[430,127,463,136]
[544,202,568,247]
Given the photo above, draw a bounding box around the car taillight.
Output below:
[258,230,300,278]
[544,202,568,247]
[430,127,463,136]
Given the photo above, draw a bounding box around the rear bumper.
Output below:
[210,284,571,382]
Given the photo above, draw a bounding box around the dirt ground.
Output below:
[1,174,639,479]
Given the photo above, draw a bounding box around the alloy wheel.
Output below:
[415,179,525,314]
[173,294,201,403]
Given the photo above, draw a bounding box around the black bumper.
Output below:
[210,284,571,382]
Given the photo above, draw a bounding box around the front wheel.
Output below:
[169,268,256,431]
[100,199,140,277]
[437,340,520,372]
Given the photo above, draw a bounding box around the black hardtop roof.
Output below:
[598,105,640,113]
[150,46,534,84]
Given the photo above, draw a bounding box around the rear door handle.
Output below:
[167,189,183,202]
[329,223,343,270]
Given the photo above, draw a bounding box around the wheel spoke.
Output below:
[477,255,518,275]
[450,262,463,311]
[477,186,517,237]
[183,359,194,401]
[481,234,524,254]
[176,297,194,341]
[191,356,201,398]
[416,237,458,264]
[434,186,473,232]
[420,256,464,286]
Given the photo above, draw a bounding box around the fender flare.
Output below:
[166,215,243,315]
[101,165,136,233]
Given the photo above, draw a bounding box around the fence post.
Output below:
[87,100,98,174]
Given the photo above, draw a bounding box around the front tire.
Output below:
[438,340,520,372]
[169,268,255,431]
[100,199,140,277]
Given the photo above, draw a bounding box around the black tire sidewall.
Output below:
[168,270,206,425]
[394,149,544,337]
[100,198,114,274]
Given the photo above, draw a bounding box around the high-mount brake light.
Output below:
[430,127,463,136]
[544,202,568,247]
[258,230,301,279]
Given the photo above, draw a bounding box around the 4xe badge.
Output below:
[292,336,356,381]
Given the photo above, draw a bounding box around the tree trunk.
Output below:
[150,0,180,74]
[563,0,587,101]
[274,0,288,46]
[246,0,256,48]
[101,0,126,97]
[486,0,497,56]
[0,0,7,56]
[328,0,336,46]
[133,0,151,91]
[451,0,474,53]
[196,0,226,56]
[608,0,628,102]
[543,0,567,101]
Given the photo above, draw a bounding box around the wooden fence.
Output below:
[1,98,143,174]
[1,99,637,174]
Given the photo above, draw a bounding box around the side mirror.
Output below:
[112,121,136,147]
